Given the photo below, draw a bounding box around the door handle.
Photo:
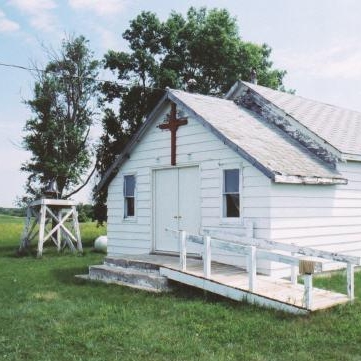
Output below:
[173,216,182,219]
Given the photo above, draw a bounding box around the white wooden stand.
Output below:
[19,198,83,257]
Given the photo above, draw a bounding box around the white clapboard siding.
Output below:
[269,207,361,218]
[107,101,361,276]
[108,244,151,255]
[270,216,361,229]
[107,101,272,257]
[267,161,361,274]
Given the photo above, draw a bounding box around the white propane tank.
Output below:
[94,236,107,252]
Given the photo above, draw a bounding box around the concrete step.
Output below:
[88,264,170,292]
[104,256,161,272]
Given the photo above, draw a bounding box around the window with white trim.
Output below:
[124,175,136,218]
[223,169,240,218]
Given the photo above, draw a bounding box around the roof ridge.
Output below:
[243,81,361,115]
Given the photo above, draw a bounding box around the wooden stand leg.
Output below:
[37,204,46,257]
[72,206,83,253]
[19,199,83,257]
[57,210,62,251]
[19,207,32,251]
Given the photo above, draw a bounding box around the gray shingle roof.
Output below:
[170,90,344,184]
[244,82,361,157]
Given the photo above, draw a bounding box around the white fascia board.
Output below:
[274,174,348,185]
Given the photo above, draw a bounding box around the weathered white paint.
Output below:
[154,166,200,253]
[168,227,357,309]
[347,263,355,300]
[266,160,361,275]
[180,230,186,272]
[248,246,257,292]
[304,274,313,309]
[107,99,361,278]
[203,235,211,278]
[107,101,271,259]
[159,267,309,314]
[19,199,82,257]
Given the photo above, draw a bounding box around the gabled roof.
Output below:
[170,90,344,184]
[238,81,361,159]
[97,88,346,192]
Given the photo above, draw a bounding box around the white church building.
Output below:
[97,80,361,276]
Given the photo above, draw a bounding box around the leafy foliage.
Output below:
[76,203,95,223]
[94,7,287,222]
[22,35,99,201]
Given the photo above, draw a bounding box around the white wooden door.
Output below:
[154,166,200,253]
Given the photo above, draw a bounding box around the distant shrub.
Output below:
[77,204,94,223]
[0,207,26,217]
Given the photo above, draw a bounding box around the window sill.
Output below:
[122,217,137,224]
[220,217,243,226]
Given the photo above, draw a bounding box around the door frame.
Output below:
[151,163,201,254]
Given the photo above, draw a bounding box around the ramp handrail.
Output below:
[165,227,356,310]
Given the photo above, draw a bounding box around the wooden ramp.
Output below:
[160,260,349,314]
[112,254,349,315]
[86,226,358,314]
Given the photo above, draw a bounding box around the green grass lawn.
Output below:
[1,216,361,360]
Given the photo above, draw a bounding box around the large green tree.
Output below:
[22,35,99,202]
[94,7,287,222]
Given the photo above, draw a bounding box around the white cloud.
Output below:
[274,38,361,81]
[68,0,127,16]
[8,0,58,32]
[95,26,121,51]
[0,9,20,32]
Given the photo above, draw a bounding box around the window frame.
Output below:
[123,173,136,220]
[220,165,242,224]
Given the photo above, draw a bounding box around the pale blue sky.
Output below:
[1,0,361,206]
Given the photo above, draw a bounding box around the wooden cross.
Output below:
[158,102,188,166]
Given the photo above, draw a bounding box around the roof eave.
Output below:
[340,153,361,162]
[274,174,348,185]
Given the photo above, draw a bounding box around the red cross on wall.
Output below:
[158,102,188,166]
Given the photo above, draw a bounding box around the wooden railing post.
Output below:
[203,235,211,278]
[347,263,355,301]
[304,274,313,309]
[180,230,187,272]
[248,246,257,292]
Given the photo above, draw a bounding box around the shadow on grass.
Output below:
[169,280,256,309]
[167,280,305,321]
[52,266,93,285]
[0,244,36,258]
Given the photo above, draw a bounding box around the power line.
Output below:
[0,61,165,91]
[0,62,34,72]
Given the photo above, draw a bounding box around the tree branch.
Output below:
[63,163,97,200]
